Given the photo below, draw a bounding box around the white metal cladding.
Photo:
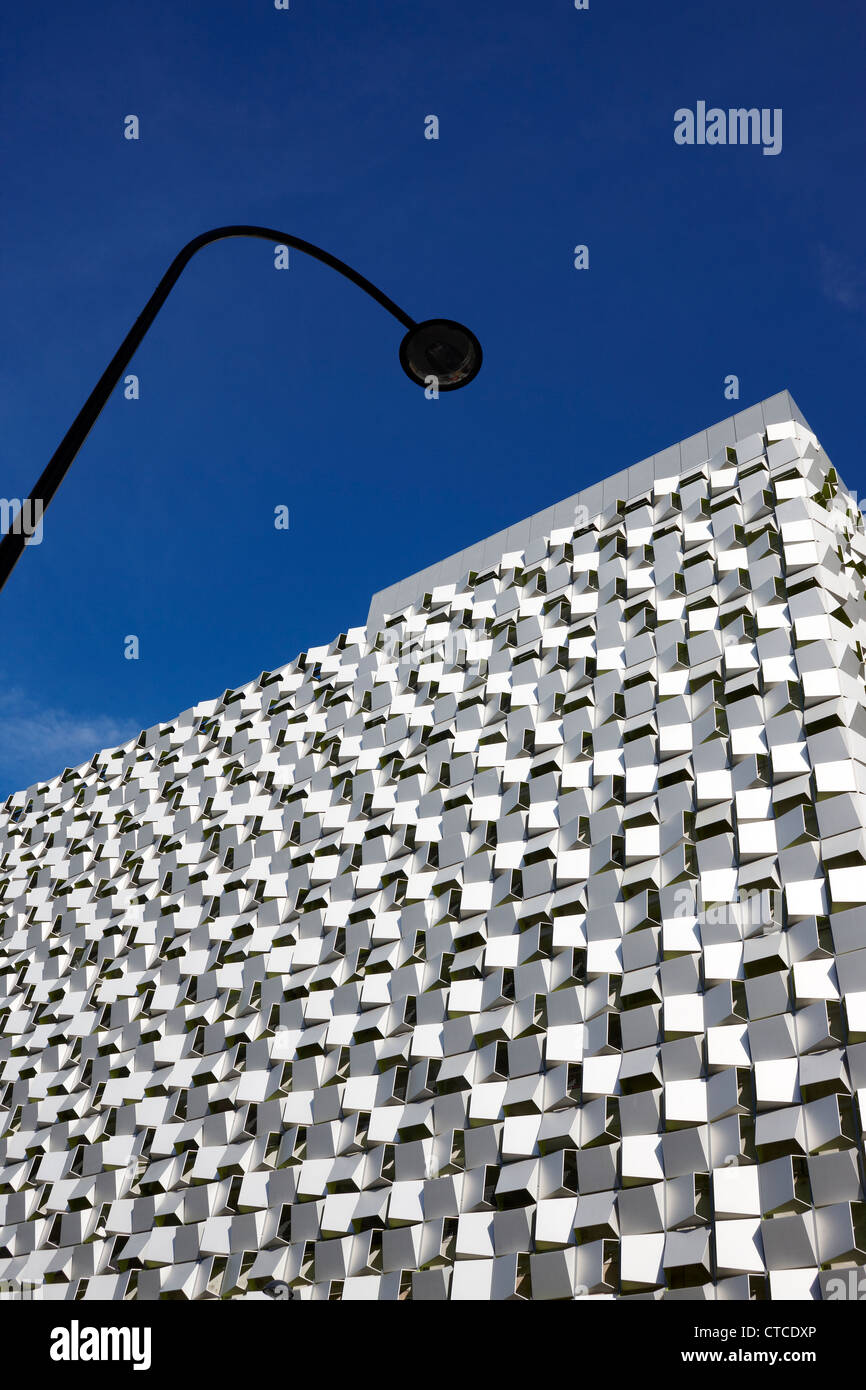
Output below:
[2,402,866,1301]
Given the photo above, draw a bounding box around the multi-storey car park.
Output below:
[2,390,866,1301]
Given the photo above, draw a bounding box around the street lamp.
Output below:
[0,224,482,594]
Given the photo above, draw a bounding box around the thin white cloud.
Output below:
[0,687,139,794]
[819,244,866,311]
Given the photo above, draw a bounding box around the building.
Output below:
[2,390,866,1300]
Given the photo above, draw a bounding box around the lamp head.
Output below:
[399,318,482,392]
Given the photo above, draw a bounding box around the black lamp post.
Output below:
[0,224,482,595]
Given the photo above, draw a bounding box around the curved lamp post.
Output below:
[0,224,482,595]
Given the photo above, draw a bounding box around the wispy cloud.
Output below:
[819,244,866,312]
[0,687,139,796]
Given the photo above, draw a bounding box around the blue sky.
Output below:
[1,0,864,797]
